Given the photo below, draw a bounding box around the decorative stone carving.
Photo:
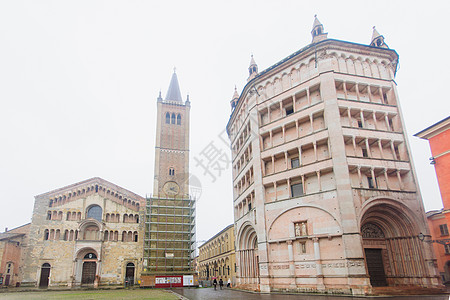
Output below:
[295,222,308,237]
[362,223,385,238]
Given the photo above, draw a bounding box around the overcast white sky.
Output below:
[0,1,449,244]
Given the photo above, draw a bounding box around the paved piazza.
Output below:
[173,288,449,300]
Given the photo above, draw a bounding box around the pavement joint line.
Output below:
[167,289,190,300]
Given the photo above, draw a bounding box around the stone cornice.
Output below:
[227,38,399,133]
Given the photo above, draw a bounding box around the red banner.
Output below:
[155,276,183,288]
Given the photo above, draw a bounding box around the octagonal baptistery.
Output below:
[226,17,440,295]
[21,177,145,287]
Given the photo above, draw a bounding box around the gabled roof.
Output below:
[35,177,145,211]
[0,223,30,241]
[165,71,183,102]
[414,116,450,140]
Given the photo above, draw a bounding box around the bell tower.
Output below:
[143,70,195,281]
[153,69,191,198]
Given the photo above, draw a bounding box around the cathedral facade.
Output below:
[227,17,440,295]
[21,177,145,287]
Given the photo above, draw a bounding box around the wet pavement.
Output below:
[172,287,449,300]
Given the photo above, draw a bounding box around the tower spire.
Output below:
[164,69,183,102]
[311,15,328,44]
[248,55,258,81]
[370,26,388,48]
[230,85,239,111]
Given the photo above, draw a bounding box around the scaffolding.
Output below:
[143,196,196,275]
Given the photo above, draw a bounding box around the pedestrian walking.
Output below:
[219,278,223,290]
[213,278,217,290]
[227,278,231,288]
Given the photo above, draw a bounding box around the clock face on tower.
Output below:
[163,181,180,196]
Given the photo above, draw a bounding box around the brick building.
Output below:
[0,224,30,287]
[415,116,450,282]
[226,16,439,295]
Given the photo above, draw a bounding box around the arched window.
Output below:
[171,113,176,124]
[86,205,102,221]
[44,229,49,240]
[165,112,170,124]
[169,168,175,176]
[177,114,181,125]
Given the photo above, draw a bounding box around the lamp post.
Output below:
[418,232,450,246]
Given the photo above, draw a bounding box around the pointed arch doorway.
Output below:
[361,201,427,287]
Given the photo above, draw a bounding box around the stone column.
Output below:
[365,138,371,158]
[287,240,296,288]
[347,108,352,127]
[274,182,277,201]
[397,170,404,190]
[292,95,296,112]
[378,140,384,159]
[306,88,311,106]
[317,171,321,191]
[370,168,376,188]
[271,155,275,174]
[298,147,302,166]
[390,140,398,160]
[352,136,357,156]
[372,111,378,130]
[270,131,273,148]
[384,114,390,131]
[357,166,362,187]
[301,175,305,194]
[284,151,288,170]
[313,142,318,161]
[355,83,360,100]
[384,168,389,190]
[313,237,325,291]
